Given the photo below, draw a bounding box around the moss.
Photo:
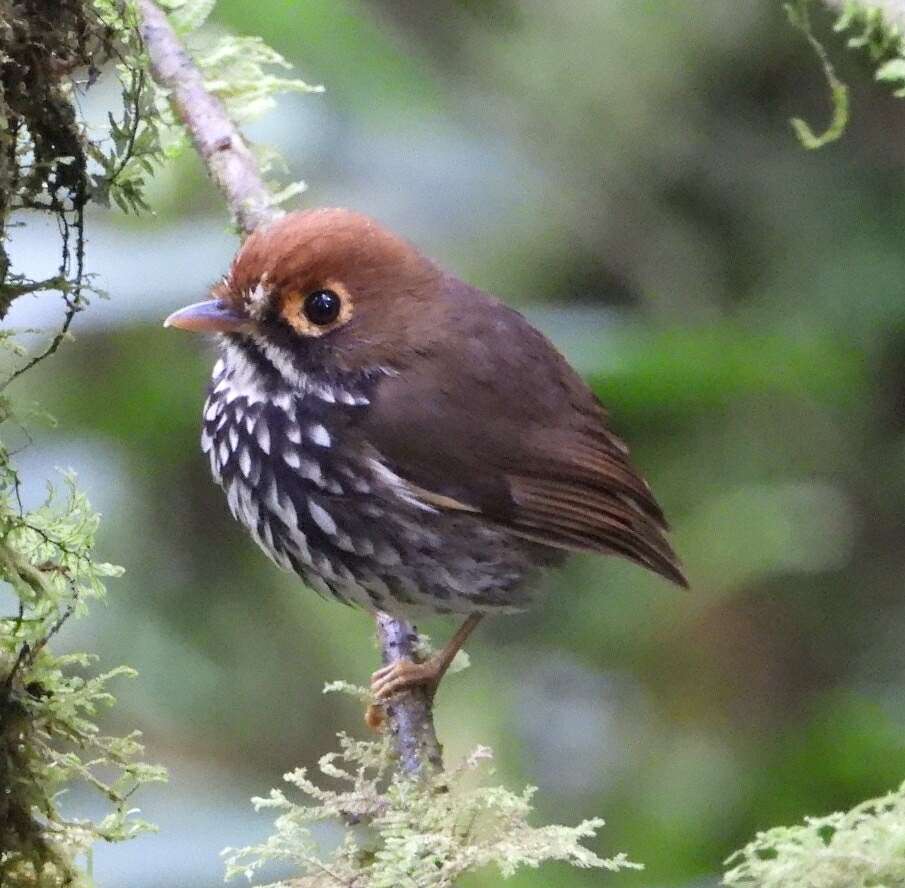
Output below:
[0,6,165,883]
[0,0,111,316]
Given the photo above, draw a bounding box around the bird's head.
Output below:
[164,208,444,376]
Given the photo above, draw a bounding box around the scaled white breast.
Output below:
[218,343,270,406]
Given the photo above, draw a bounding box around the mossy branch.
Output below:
[0,4,171,883]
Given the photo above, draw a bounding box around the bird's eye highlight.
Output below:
[303,289,341,326]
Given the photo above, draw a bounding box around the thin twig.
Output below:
[136,0,280,236]
[5,295,80,388]
[135,0,442,776]
[3,145,88,388]
[0,275,67,300]
[375,613,443,776]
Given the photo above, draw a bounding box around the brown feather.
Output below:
[351,273,688,589]
[509,477,687,586]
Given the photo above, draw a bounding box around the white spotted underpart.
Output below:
[307,496,337,535]
[308,424,331,447]
[201,340,551,616]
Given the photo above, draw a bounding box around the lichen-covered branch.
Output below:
[223,717,636,886]
[135,0,442,776]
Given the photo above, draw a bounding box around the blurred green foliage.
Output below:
[10,1,905,886]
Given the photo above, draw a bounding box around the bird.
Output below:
[164,208,687,704]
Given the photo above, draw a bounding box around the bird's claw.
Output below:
[370,657,440,702]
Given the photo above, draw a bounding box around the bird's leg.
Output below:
[370,613,483,703]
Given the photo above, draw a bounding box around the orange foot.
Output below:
[370,656,443,702]
[364,659,440,733]
[364,614,484,731]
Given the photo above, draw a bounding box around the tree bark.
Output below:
[136,0,442,777]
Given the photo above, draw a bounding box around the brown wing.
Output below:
[353,276,687,588]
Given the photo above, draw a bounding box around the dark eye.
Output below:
[303,289,341,326]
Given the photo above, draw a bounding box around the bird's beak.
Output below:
[163,299,253,334]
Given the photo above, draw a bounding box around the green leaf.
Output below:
[876,57,905,82]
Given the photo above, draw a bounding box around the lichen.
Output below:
[0,468,167,887]
[724,780,905,888]
[223,682,640,888]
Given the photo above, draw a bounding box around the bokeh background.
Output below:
[7,1,905,885]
